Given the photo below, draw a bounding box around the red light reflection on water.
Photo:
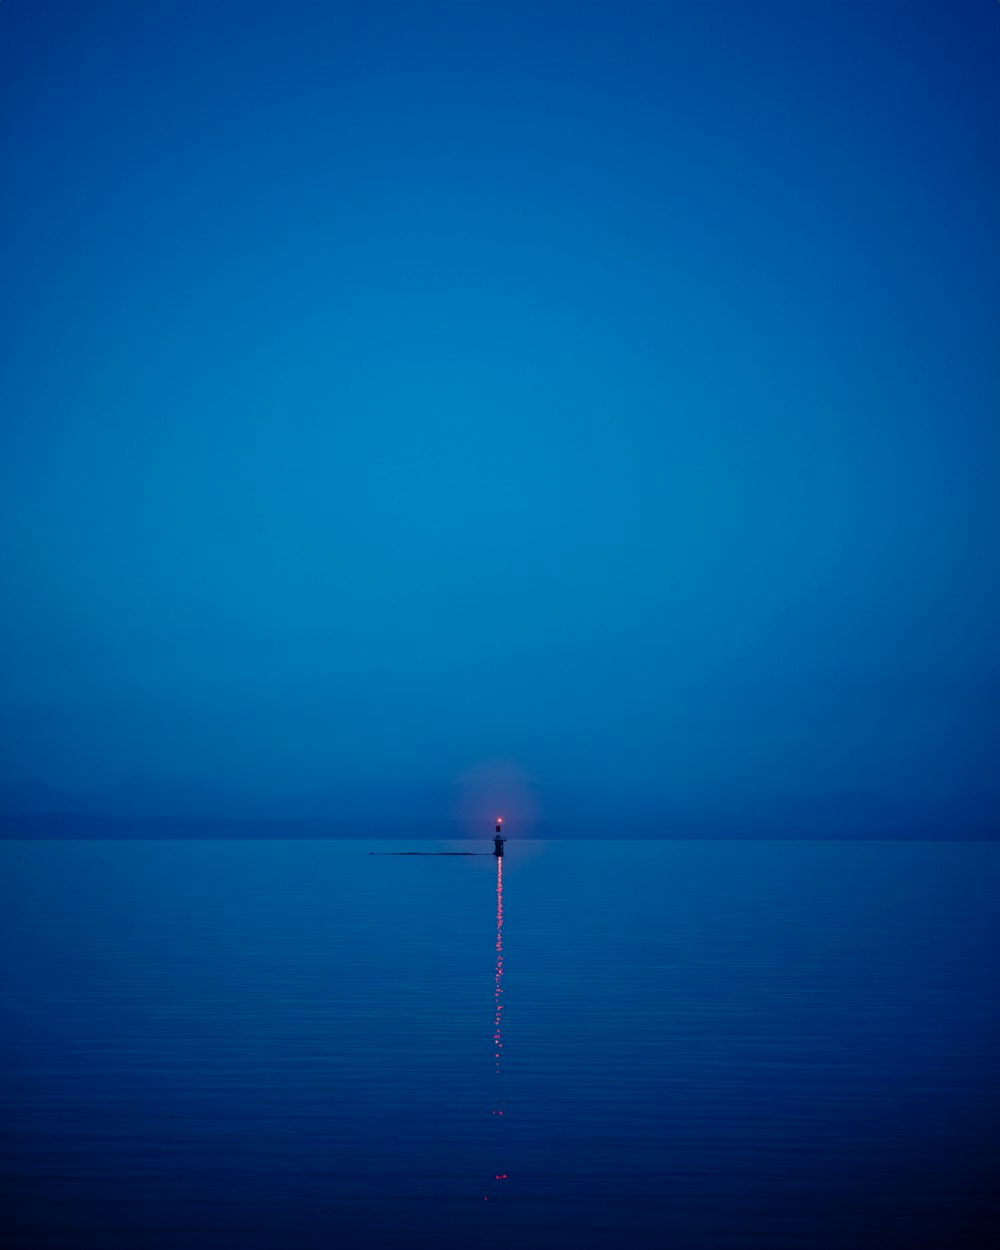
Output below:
[494,857,503,1074]
[485,855,508,1200]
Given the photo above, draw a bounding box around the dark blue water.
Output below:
[2,839,998,1248]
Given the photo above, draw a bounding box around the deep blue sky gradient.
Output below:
[1,1,998,830]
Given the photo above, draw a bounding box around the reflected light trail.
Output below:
[494,857,503,1077]
[486,855,507,1200]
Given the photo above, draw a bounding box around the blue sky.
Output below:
[1,1,997,829]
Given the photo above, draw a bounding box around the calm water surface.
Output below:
[1,839,998,1248]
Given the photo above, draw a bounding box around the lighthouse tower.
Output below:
[493,817,505,857]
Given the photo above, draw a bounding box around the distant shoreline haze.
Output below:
[0,782,996,840]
